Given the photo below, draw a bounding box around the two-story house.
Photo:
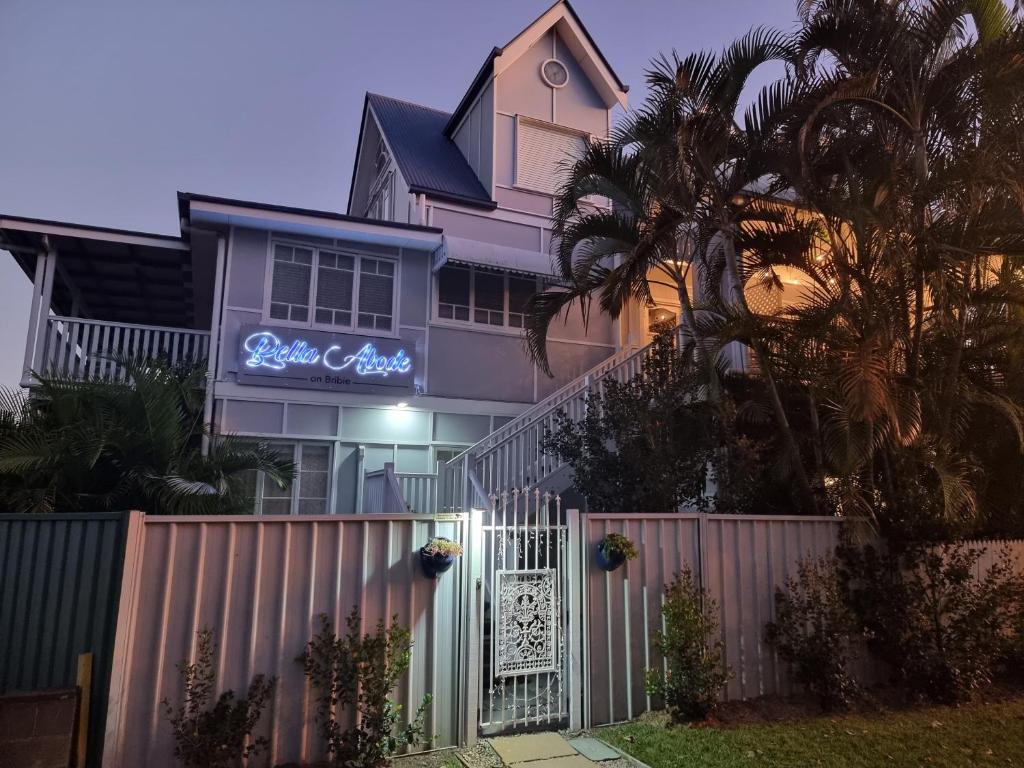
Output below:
[0,1,690,515]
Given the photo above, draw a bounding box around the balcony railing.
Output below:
[39,316,210,381]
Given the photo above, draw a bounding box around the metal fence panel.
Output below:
[583,513,844,726]
[582,513,703,727]
[0,512,130,768]
[102,514,466,768]
[701,515,843,701]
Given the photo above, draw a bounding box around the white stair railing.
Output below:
[446,326,686,509]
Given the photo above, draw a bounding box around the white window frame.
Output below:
[250,440,333,516]
[366,169,394,221]
[263,239,400,337]
[514,115,590,196]
[433,264,541,331]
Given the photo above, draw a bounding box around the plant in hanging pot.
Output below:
[597,532,638,572]
[419,536,464,578]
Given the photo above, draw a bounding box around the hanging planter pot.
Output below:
[419,536,463,579]
[596,532,638,572]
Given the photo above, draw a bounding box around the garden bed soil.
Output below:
[627,683,1024,730]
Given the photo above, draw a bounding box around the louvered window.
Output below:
[515,118,588,195]
[267,242,396,333]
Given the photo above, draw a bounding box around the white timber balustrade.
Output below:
[445,326,687,508]
[362,465,439,514]
[361,462,408,513]
[40,316,211,381]
[395,472,438,514]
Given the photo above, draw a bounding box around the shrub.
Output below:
[645,567,730,721]
[301,609,430,768]
[541,331,719,512]
[764,556,859,710]
[839,541,1022,702]
[163,629,275,768]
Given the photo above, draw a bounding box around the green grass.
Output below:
[599,698,1024,768]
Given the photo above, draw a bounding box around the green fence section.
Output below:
[0,512,131,768]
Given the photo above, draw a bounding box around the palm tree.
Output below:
[744,0,1024,531]
[525,29,823,513]
[0,358,293,514]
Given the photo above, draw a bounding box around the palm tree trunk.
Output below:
[676,281,722,403]
[720,233,819,514]
[751,340,820,515]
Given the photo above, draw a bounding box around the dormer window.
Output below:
[366,136,394,221]
[515,117,588,196]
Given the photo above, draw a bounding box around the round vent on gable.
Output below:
[540,58,569,88]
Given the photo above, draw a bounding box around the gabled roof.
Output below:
[444,0,629,137]
[360,93,495,210]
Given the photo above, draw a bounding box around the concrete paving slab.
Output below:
[490,733,578,763]
[510,756,598,768]
[567,738,620,762]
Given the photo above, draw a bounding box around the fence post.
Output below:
[566,507,584,731]
[101,510,146,768]
[697,512,710,597]
[460,506,484,746]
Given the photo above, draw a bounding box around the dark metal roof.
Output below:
[0,215,199,328]
[366,93,495,210]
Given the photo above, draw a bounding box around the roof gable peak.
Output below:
[497,1,627,106]
[444,0,627,137]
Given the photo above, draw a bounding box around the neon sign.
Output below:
[238,325,417,393]
[244,331,412,377]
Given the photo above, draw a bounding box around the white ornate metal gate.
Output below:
[464,490,581,737]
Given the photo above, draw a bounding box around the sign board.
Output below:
[432,512,467,523]
[237,324,418,394]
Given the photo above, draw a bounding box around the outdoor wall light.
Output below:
[394,401,409,409]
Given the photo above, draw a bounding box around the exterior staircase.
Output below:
[443,326,686,511]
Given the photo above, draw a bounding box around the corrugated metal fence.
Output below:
[583,513,844,726]
[80,511,1024,765]
[582,515,1024,728]
[0,512,131,768]
[102,513,467,768]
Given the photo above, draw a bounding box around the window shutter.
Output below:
[516,119,587,195]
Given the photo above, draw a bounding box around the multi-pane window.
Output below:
[296,444,330,515]
[436,265,539,329]
[438,267,471,321]
[315,252,354,326]
[267,242,396,333]
[242,442,331,515]
[357,258,395,331]
[366,173,393,221]
[269,245,314,322]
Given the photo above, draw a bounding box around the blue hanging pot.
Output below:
[596,544,627,572]
[419,536,462,579]
[420,549,456,578]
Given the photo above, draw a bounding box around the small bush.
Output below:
[301,609,430,768]
[163,629,275,768]
[840,541,1022,702]
[645,567,730,721]
[764,556,859,710]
